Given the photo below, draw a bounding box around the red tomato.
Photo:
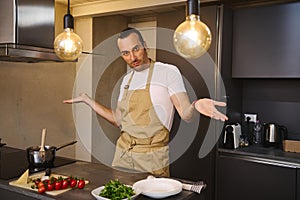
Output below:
[47,182,54,191]
[55,181,62,190]
[77,180,85,189]
[37,182,45,189]
[69,179,77,188]
[51,177,57,182]
[34,179,41,186]
[38,186,46,194]
[62,180,69,189]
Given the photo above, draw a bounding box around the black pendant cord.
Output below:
[67,0,70,15]
[64,0,74,29]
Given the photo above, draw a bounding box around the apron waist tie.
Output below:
[121,131,168,146]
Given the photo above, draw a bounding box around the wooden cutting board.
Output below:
[9,170,88,196]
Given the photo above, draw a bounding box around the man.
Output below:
[64,28,227,176]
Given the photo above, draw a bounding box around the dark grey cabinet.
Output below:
[216,154,296,200]
[297,169,300,200]
[232,2,300,78]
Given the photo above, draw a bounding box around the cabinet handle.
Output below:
[220,153,298,168]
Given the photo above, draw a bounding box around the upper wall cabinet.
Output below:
[232,2,300,78]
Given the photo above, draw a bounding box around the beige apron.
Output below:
[112,60,170,176]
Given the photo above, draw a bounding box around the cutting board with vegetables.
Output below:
[9,170,88,196]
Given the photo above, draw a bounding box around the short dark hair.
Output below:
[118,27,145,44]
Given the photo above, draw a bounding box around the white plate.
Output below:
[91,185,139,200]
[132,178,182,199]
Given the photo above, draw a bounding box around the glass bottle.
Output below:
[253,120,262,144]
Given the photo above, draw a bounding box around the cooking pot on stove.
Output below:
[263,123,287,148]
[26,140,77,169]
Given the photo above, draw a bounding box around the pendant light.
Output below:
[173,0,212,59]
[54,0,83,61]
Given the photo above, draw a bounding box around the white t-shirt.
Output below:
[118,62,186,131]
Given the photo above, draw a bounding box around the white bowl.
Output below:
[91,185,140,200]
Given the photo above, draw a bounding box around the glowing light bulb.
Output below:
[54,28,83,61]
[174,14,212,59]
[54,0,83,61]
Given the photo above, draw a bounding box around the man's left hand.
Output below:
[194,98,228,121]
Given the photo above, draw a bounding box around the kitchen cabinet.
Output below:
[297,169,300,200]
[216,153,297,200]
[232,2,300,78]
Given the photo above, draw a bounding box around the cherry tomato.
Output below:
[55,181,62,190]
[65,177,71,182]
[69,179,77,188]
[37,181,45,189]
[47,182,54,191]
[34,178,41,186]
[51,177,57,182]
[62,179,69,189]
[43,180,49,184]
[77,180,85,189]
[38,186,46,194]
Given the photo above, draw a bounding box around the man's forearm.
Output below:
[181,100,197,123]
[84,96,120,127]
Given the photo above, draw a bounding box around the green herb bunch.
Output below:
[99,179,135,200]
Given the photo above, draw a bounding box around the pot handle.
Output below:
[56,141,77,151]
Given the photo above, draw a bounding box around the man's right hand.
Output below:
[63,93,89,104]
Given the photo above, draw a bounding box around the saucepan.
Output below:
[26,141,77,169]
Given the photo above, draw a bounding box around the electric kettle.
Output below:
[263,123,287,149]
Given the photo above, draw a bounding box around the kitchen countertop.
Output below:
[218,144,300,168]
[0,161,202,200]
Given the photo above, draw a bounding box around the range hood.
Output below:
[0,0,62,62]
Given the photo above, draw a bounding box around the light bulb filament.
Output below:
[64,34,75,53]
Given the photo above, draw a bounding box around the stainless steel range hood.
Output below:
[0,0,62,62]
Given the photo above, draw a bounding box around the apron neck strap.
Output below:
[146,59,155,89]
[125,59,155,89]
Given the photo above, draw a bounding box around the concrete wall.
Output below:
[0,61,77,158]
